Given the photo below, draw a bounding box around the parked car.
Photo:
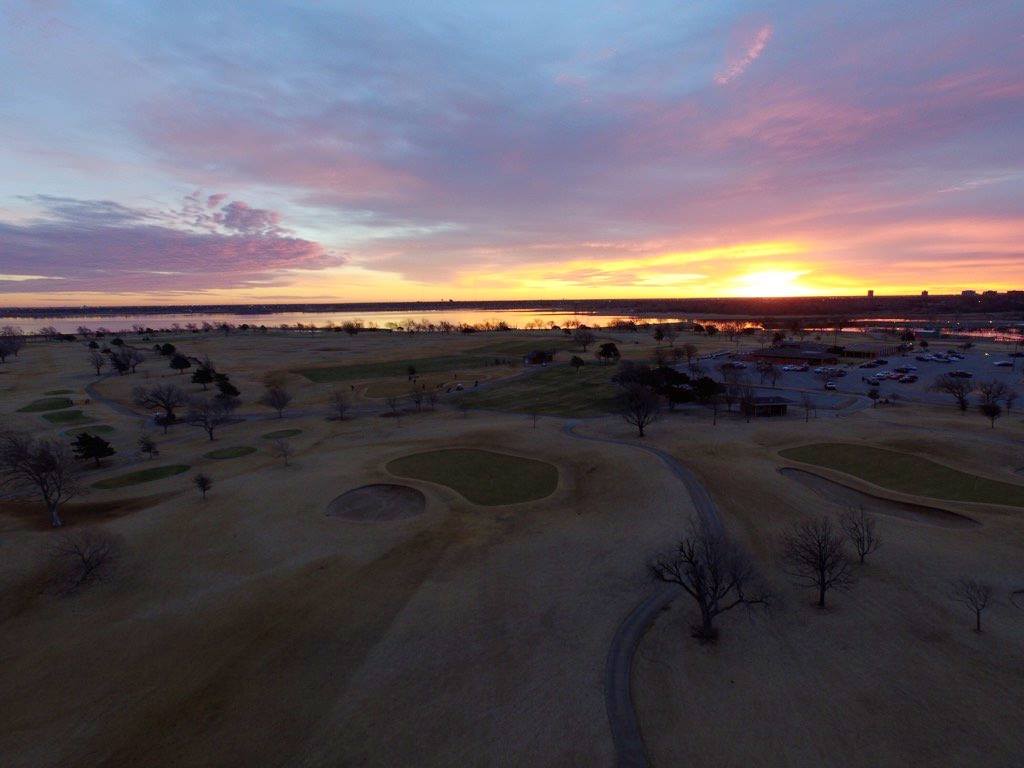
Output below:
[899,375,918,383]
[994,361,1014,367]
[950,370,973,378]
[873,359,888,365]
[824,381,837,390]
[859,362,878,369]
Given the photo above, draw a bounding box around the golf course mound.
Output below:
[387,448,558,505]
[326,483,426,521]
[779,467,980,528]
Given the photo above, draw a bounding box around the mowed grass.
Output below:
[457,363,618,416]
[294,354,505,383]
[387,448,558,505]
[44,389,74,395]
[261,429,302,440]
[18,397,73,412]
[93,464,190,489]
[67,424,115,436]
[204,445,256,460]
[42,409,92,425]
[781,443,1024,507]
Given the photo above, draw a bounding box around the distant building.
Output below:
[838,341,906,359]
[747,342,837,365]
[921,290,929,297]
[867,290,874,298]
[742,395,792,418]
[962,290,978,297]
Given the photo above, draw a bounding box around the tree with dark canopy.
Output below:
[650,518,771,641]
[782,516,855,608]
[186,397,233,441]
[596,341,621,364]
[193,473,212,499]
[71,432,116,467]
[169,353,192,374]
[573,327,595,351]
[133,383,187,424]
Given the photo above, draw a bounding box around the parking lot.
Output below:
[702,342,1024,408]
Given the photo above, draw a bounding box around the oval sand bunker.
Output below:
[326,483,426,522]
[779,467,980,529]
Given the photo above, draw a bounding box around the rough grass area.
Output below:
[457,364,618,416]
[780,443,1024,507]
[464,338,578,355]
[42,409,91,425]
[387,448,558,505]
[294,354,506,383]
[204,445,256,460]
[261,428,302,440]
[67,424,116,436]
[93,464,190,489]
[18,397,73,412]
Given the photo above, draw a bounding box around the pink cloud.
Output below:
[715,25,772,85]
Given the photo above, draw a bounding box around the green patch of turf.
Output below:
[18,396,74,412]
[780,443,1024,507]
[44,389,74,395]
[261,429,302,440]
[294,354,504,383]
[204,445,256,460]
[457,363,618,417]
[67,424,116,436]
[41,409,92,425]
[92,464,189,489]
[387,448,558,506]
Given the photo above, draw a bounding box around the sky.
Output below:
[0,0,1022,306]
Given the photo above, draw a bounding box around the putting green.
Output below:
[18,397,73,413]
[204,445,257,460]
[781,443,1024,508]
[42,409,92,425]
[387,448,558,505]
[93,464,190,489]
[261,429,302,440]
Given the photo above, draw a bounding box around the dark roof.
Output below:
[749,396,793,404]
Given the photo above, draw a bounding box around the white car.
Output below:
[994,360,1014,367]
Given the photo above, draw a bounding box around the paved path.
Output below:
[563,422,724,768]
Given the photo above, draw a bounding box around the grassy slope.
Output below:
[261,429,303,440]
[93,465,190,489]
[781,442,1024,507]
[204,446,257,460]
[294,355,506,383]
[457,363,618,416]
[18,397,73,412]
[387,448,558,505]
[42,410,92,425]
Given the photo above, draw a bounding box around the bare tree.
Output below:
[931,374,971,411]
[650,519,771,641]
[329,389,349,420]
[258,385,293,418]
[384,395,400,416]
[618,383,661,437]
[1004,388,1018,414]
[681,343,698,366]
[408,387,424,412]
[839,506,881,564]
[979,401,1002,428]
[49,529,119,594]
[137,433,159,459]
[193,473,212,499]
[88,349,107,376]
[269,438,294,466]
[799,392,817,422]
[782,516,855,608]
[0,432,80,527]
[133,383,188,424]
[950,578,993,632]
[426,391,438,410]
[573,327,596,352]
[186,397,233,441]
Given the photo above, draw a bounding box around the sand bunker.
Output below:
[779,467,980,529]
[326,483,426,522]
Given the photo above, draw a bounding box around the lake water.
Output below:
[0,309,685,335]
